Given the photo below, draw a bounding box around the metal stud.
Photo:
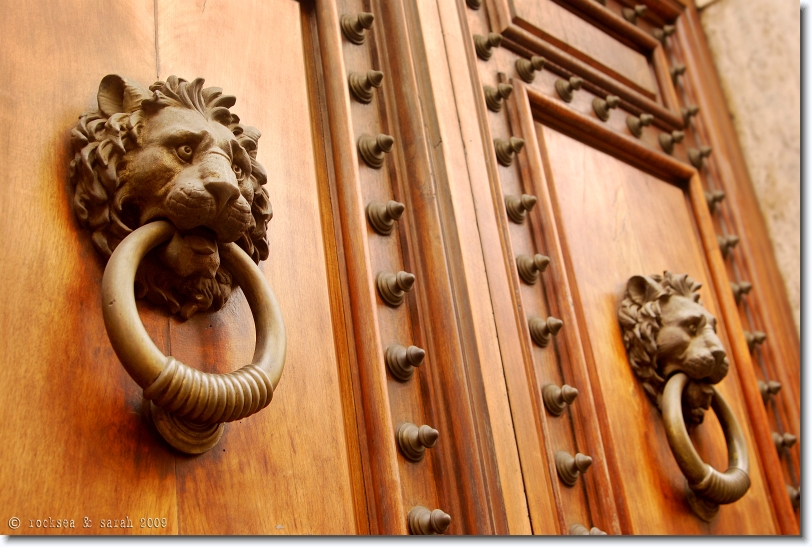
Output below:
[682,104,700,125]
[397,422,439,462]
[671,64,687,84]
[704,189,726,213]
[516,56,546,83]
[744,330,767,353]
[787,486,800,509]
[504,193,536,223]
[349,70,383,104]
[466,0,482,9]
[658,130,684,154]
[542,384,579,416]
[340,12,374,45]
[570,524,607,535]
[516,253,550,284]
[474,33,502,61]
[622,4,647,25]
[688,145,713,169]
[758,379,782,404]
[484,83,514,112]
[717,234,740,258]
[529,316,563,348]
[772,431,797,451]
[593,95,620,121]
[555,450,592,486]
[626,113,653,138]
[653,24,676,44]
[385,344,425,382]
[494,137,526,167]
[367,200,405,235]
[377,270,415,307]
[408,506,451,535]
[731,281,752,304]
[358,133,394,168]
[555,76,583,103]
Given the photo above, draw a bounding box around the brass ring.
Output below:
[101,221,286,452]
[662,373,750,518]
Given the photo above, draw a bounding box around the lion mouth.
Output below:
[180,226,219,255]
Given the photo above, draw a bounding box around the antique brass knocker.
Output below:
[69,75,286,453]
[618,271,750,520]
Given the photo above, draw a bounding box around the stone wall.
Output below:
[698,0,801,332]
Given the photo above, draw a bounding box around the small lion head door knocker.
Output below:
[618,271,750,521]
[69,75,286,454]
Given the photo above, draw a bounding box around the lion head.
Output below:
[618,271,730,424]
[69,74,272,318]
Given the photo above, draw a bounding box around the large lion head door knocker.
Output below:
[618,271,749,521]
[69,75,286,454]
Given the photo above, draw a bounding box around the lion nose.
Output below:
[711,348,727,366]
[204,180,241,212]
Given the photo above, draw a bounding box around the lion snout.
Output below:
[204,179,242,213]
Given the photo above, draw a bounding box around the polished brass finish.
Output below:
[717,234,740,258]
[516,253,550,284]
[622,4,648,25]
[555,451,592,486]
[397,422,439,462]
[348,70,383,104]
[408,506,451,535]
[504,193,536,223]
[103,221,286,454]
[788,486,801,509]
[377,270,415,307]
[555,76,583,103]
[626,113,653,138]
[772,431,797,451]
[542,384,578,416]
[671,63,687,84]
[570,524,607,535]
[658,130,684,154]
[653,24,676,44]
[484,83,514,112]
[367,200,405,235]
[494,137,526,167]
[474,33,502,60]
[386,344,426,382]
[682,104,700,125]
[731,281,752,304]
[340,12,374,45]
[466,0,482,9]
[705,190,726,213]
[662,373,751,521]
[592,95,620,121]
[758,379,782,404]
[358,133,394,168]
[529,316,563,348]
[688,145,713,169]
[744,330,767,353]
[516,56,546,83]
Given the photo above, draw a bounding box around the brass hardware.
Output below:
[386,344,426,382]
[358,133,394,168]
[671,64,687,84]
[542,384,578,416]
[529,316,563,348]
[772,432,797,451]
[758,379,782,404]
[516,56,546,83]
[626,113,653,137]
[555,451,592,486]
[341,12,374,45]
[570,524,607,535]
[682,104,700,125]
[474,33,502,61]
[787,486,801,509]
[377,270,415,307]
[731,281,752,304]
[408,506,451,535]
[705,190,726,213]
[102,222,286,454]
[658,130,684,154]
[516,253,550,284]
[397,422,439,462]
[484,83,514,112]
[662,373,751,521]
[653,24,676,44]
[504,193,536,223]
[622,4,648,25]
[592,95,620,121]
[717,234,739,258]
[744,330,767,353]
[554,76,583,103]
[466,0,482,9]
[348,70,383,104]
[367,200,405,235]
[494,137,526,167]
[688,145,713,169]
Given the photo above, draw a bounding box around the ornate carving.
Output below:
[70,74,272,319]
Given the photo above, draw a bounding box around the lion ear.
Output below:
[98,74,152,117]
[626,275,666,305]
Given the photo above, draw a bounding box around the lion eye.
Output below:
[232,164,243,177]
[177,145,194,162]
